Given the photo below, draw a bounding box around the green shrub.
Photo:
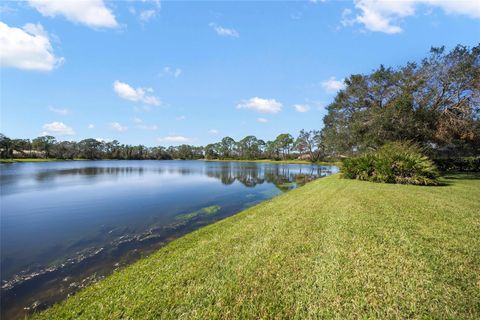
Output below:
[341,142,439,185]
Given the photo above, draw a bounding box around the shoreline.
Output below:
[1,158,341,166]
[202,158,341,166]
[0,158,86,163]
[31,173,480,319]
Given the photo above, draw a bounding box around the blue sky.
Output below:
[1,0,479,146]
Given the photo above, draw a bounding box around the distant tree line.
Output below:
[0,130,324,162]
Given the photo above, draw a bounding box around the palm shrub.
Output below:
[341,141,439,185]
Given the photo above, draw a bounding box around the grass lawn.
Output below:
[0,158,88,163]
[33,174,480,319]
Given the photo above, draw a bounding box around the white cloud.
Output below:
[157,135,192,143]
[293,104,311,113]
[113,80,160,106]
[95,137,112,143]
[321,77,346,93]
[343,0,480,34]
[48,106,69,115]
[209,22,239,37]
[176,115,186,120]
[42,121,75,136]
[429,0,480,18]
[140,9,156,22]
[208,129,219,134]
[88,124,95,129]
[237,97,282,114]
[130,0,161,23]
[28,0,118,29]
[0,22,64,71]
[257,117,269,123]
[162,66,182,78]
[110,122,128,132]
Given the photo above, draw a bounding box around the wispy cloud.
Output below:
[110,122,128,132]
[133,117,158,130]
[257,117,268,123]
[140,9,156,22]
[133,105,153,113]
[208,129,219,134]
[161,66,182,78]
[157,135,192,143]
[321,77,346,93]
[209,22,239,38]
[130,0,161,23]
[48,106,69,115]
[293,104,311,113]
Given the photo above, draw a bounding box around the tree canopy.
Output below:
[321,44,480,157]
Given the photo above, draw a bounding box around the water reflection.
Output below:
[0,160,337,319]
[205,162,331,189]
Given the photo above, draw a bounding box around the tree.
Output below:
[51,141,77,159]
[204,143,219,159]
[237,135,260,159]
[32,136,57,158]
[151,146,171,160]
[219,137,236,159]
[264,140,280,159]
[78,139,103,159]
[295,129,322,162]
[321,44,480,157]
[0,134,15,158]
[274,133,294,159]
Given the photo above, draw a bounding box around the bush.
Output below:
[341,142,439,185]
[433,157,480,172]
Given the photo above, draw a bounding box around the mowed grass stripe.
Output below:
[33,174,480,319]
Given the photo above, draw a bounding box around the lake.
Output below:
[0,160,337,319]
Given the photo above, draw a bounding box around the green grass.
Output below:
[0,158,58,163]
[0,158,88,163]
[33,174,480,319]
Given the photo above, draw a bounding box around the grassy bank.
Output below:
[0,158,59,163]
[203,158,341,166]
[0,158,338,165]
[34,174,479,319]
[0,158,88,163]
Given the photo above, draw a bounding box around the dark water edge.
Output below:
[1,203,247,320]
[1,161,337,319]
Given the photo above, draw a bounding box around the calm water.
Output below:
[0,160,337,319]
